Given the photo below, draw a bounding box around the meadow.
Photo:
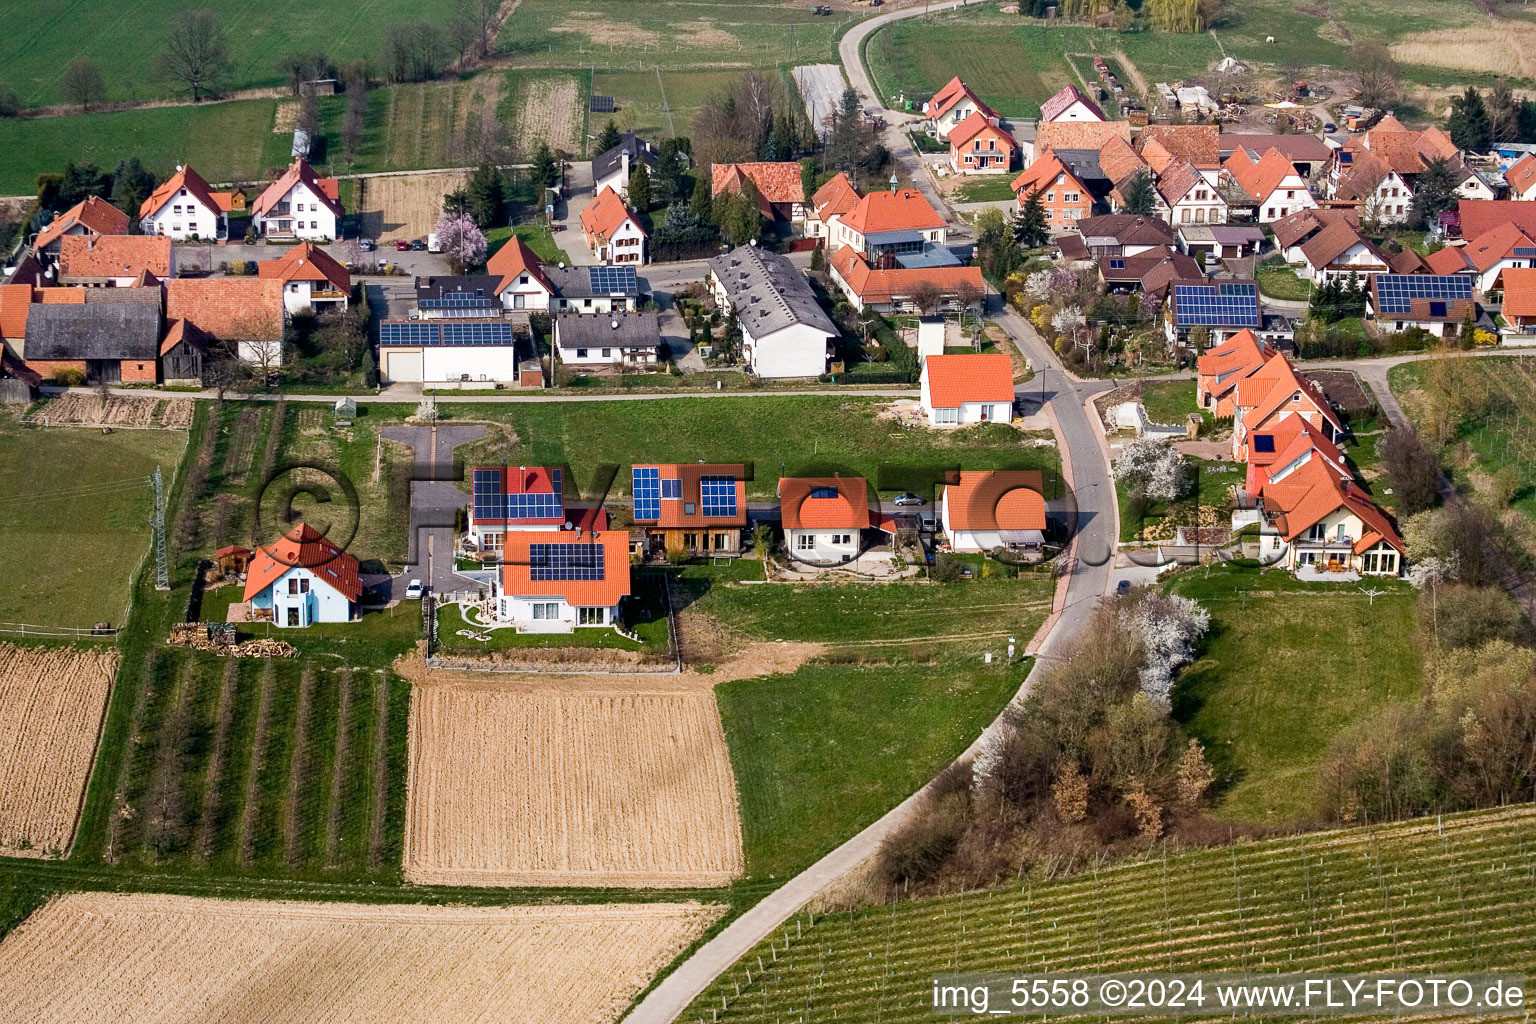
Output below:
[687,804,1536,1023]
[0,412,187,629]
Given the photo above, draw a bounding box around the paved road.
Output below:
[621,301,1116,1024]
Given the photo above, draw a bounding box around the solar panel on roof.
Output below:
[379,321,514,346]
[1172,282,1260,328]
[528,542,605,581]
[472,468,504,522]
[419,293,496,309]
[1372,274,1472,315]
[700,475,737,518]
[587,265,637,294]
[590,95,615,113]
[1515,247,1536,258]
[633,467,660,521]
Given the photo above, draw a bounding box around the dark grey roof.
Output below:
[593,133,659,183]
[1054,149,1110,185]
[544,264,640,299]
[707,245,837,340]
[555,311,661,349]
[415,274,501,301]
[25,301,160,360]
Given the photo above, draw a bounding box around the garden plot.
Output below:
[404,674,744,887]
[514,73,584,155]
[355,170,470,242]
[0,644,119,858]
[28,394,193,429]
[0,892,723,1024]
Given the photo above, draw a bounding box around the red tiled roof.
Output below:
[1388,248,1426,274]
[580,186,643,243]
[829,245,986,306]
[1424,245,1470,274]
[0,284,32,338]
[1237,353,1342,437]
[1223,147,1301,202]
[159,318,210,358]
[943,470,1046,531]
[1097,134,1147,189]
[839,189,945,236]
[1040,84,1104,123]
[633,463,747,528]
[1009,151,1083,199]
[1259,455,1403,553]
[949,111,1016,150]
[140,165,222,219]
[1298,219,1382,270]
[1035,120,1130,155]
[473,465,565,526]
[710,162,805,205]
[1456,199,1536,242]
[1245,414,1347,491]
[779,476,873,530]
[1458,221,1536,273]
[1333,153,1396,202]
[35,287,87,304]
[257,241,350,291]
[33,196,130,251]
[499,529,630,607]
[925,76,995,121]
[486,235,555,296]
[164,278,284,340]
[252,159,343,219]
[1504,267,1536,319]
[1224,133,1332,165]
[944,469,1047,534]
[243,522,363,602]
[1416,125,1459,162]
[1135,124,1220,167]
[1154,158,1204,206]
[59,235,172,280]
[924,353,1013,408]
[812,172,861,220]
[1507,155,1536,195]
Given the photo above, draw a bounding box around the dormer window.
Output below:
[1056,173,1066,184]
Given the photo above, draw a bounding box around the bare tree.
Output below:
[954,280,985,327]
[908,279,943,315]
[452,0,502,62]
[156,12,230,102]
[60,59,106,113]
[1350,40,1401,110]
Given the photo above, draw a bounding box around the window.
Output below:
[1046,191,1055,203]
[1195,208,1206,223]
[1266,208,1276,219]
[1056,173,1065,184]
[578,606,605,625]
[601,348,611,358]
[832,533,852,545]
[1307,523,1327,541]
[576,348,588,358]
[934,407,959,424]
[795,534,815,551]
[715,532,730,549]
[583,299,593,308]
[531,602,560,620]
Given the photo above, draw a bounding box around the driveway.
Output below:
[378,424,488,601]
[553,161,597,266]
[792,64,846,133]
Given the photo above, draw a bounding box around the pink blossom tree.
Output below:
[434,213,487,274]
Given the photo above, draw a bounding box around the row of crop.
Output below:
[690,810,1536,1023]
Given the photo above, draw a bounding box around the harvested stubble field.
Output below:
[1390,23,1536,80]
[404,673,744,887]
[355,170,471,242]
[511,72,585,156]
[0,891,724,1024]
[689,805,1536,1023]
[0,645,118,858]
[28,394,194,429]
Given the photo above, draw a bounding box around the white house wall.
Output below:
[744,322,831,378]
[258,181,338,240]
[142,199,221,241]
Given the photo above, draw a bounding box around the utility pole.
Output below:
[150,466,169,591]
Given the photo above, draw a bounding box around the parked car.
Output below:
[1323,122,1338,133]
[410,239,427,251]
[427,232,442,253]
[358,238,376,252]
[892,492,926,507]
[395,239,410,251]
[405,579,424,600]
[1116,579,1132,596]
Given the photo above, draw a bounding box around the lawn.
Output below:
[486,224,569,265]
[435,571,671,652]
[0,0,464,106]
[1138,379,1199,425]
[0,99,286,196]
[1168,564,1424,825]
[950,176,1017,204]
[590,70,751,144]
[1118,456,1241,543]
[0,411,187,629]
[718,658,1022,878]
[1257,257,1312,302]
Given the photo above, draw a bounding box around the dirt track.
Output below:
[0,892,724,1024]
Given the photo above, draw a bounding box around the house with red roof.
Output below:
[1039,85,1105,124]
[494,527,630,632]
[1296,220,1390,285]
[1424,222,1536,292]
[580,186,647,265]
[1331,153,1413,226]
[257,242,350,314]
[1503,267,1536,332]
[164,277,285,365]
[806,172,860,241]
[1230,350,1343,461]
[778,475,893,562]
[1032,120,1132,167]
[58,235,174,287]
[467,465,568,558]
[32,196,129,256]
[1507,154,1536,203]
[244,523,363,627]
[949,112,1018,174]
[139,165,237,240]
[920,353,1014,427]
[1150,157,1227,227]
[828,245,985,313]
[485,235,557,311]
[251,158,343,241]
[1454,199,1536,243]
[923,77,997,140]
[1223,148,1314,223]
[1010,151,1093,229]
[630,463,747,557]
[1242,413,1349,495]
[831,188,948,257]
[710,162,806,222]
[1196,328,1276,417]
[941,470,1046,554]
[1252,450,1403,576]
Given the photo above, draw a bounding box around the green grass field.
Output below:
[0,412,187,629]
[0,99,288,196]
[687,804,1536,1022]
[719,657,1023,878]
[590,69,751,142]
[950,176,1017,203]
[1138,380,1199,425]
[435,572,671,652]
[0,0,463,107]
[1257,257,1313,302]
[1118,457,1242,543]
[1168,565,1423,824]
[485,224,569,265]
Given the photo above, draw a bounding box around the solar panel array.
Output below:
[419,293,495,309]
[1372,274,1472,315]
[528,542,606,581]
[1172,282,1260,328]
[472,467,563,521]
[379,321,515,346]
[633,467,660,521]
[1515,247,1536,258]
[472,468,504,521]
[590,95,615,113]
[588,265,638,294]
[700,476,737,517]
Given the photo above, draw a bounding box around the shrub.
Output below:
[1379,426,1440,515]
[875,789,970,886]
[930,554,964,582]
[1419,584,1527,651]
[50,367,86,387]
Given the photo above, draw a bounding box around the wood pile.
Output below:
[167,624,296,658]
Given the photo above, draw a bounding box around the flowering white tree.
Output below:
[1119,592,1210,704]
[1024,270,1054,304]
[1113,437,1189,502]
[415,398,439,422]
[1051,304,1087,349]
[434,213,487,273]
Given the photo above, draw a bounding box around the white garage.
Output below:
[378,321,520,387]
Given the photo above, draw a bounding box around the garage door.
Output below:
[384,349,423,382]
